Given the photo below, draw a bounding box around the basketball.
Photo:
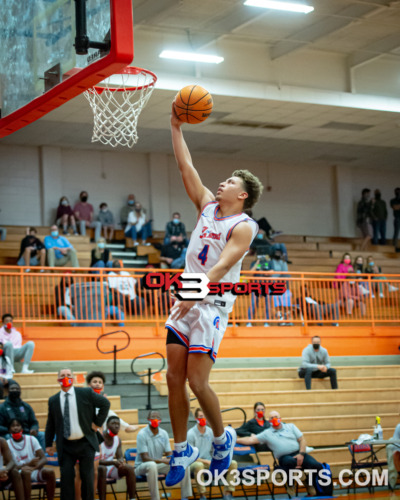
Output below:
[174,85,213,124]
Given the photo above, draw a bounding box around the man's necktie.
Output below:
[63,393,71,439]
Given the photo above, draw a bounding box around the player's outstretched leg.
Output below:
[187,353,237,475]
[165,344,199,487]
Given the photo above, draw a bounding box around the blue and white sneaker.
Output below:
[165,443,199,487]
[209,426,237,475]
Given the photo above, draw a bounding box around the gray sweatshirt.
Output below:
[300,344,331,371]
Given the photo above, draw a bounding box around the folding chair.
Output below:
[125,448,168,500]
[233,444,274,500]
[347,443,387,494]
[270,451,299,499]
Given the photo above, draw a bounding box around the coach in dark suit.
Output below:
[45,367,110,500]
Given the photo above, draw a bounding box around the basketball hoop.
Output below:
[84,66,157,148]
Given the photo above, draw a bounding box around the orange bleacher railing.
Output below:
[0,266,399,334]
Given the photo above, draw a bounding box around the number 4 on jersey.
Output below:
[198,244,209,266]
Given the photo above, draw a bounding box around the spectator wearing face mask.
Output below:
[45,368,110,500]
[90,238,113,270]
[236,402,271,452]
[160,241,187,269]
[135,410,192,500]
[44,225,79,268]
[237,410,322,498]
[125,202,152,246]
[0,342,16,399]
[297,284,339,327]
[371,190,387,246]
[73,191,102,242]
[250,230,289,262]
[120,194,136,226]
[189,408,237,500]
[0,382,45,449]
[298,336,338,390]
[268,249,293,325]
[247,256,271,327]
[0,314,35,374]
[390,188,400,250]
[17,227,46,269]
[0,437,24,499]
[356,188,373,251]
[334,253,353,288]
[352,255,371,297]
[164,213,187,246]
[364,255,398,298]
[97,203,114,242]
[56,197,78,235]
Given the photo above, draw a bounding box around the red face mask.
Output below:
[197,418,207,427]
[6,323,12,330]
[93,388,102,394]
[12,432,23,441]
[343,258,351,265]
[58,377,73,388]
[270,417,281,428]
[0,349,4,357]
[149,419,160,428]
[256,411,264,419]
[108,429,118,437]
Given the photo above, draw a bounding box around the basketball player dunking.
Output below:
[165,104,263,487]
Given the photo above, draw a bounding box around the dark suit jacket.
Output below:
[45,387,110,460]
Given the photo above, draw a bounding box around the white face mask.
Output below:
[61,200,68,206]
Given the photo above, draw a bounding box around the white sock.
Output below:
[174,440,187,453]
[214,431,227,445]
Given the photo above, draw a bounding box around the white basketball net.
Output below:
[84,68,156,148]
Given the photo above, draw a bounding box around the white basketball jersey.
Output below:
[185,201,258,310]
[100,435,120,461]
[8,436,41,466]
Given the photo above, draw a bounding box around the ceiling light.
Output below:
[244,0,314,14]
[159,50,224,64]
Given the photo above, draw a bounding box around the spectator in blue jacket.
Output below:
[44,225,79,267]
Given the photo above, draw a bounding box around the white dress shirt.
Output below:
[59,386,84,440]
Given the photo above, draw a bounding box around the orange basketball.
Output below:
[174,85,213,124]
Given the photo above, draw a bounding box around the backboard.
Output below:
[0,0,134,137]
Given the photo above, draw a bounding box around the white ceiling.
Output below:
[2,0,400,168]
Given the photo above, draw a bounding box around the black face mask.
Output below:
[312,344,320,350]
[273,255,281,260]
[81,196,88,202]
[9,391,21,402]
[375,193,381,200]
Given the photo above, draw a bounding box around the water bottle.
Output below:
[374,416,383,440]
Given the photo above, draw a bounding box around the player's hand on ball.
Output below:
[170,102,182,128]
[171,299,196,320]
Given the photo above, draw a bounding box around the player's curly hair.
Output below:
[232,169,263,210]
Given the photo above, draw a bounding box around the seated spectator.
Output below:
[250,212,282,240]
[0,227,6,241]
[120,194,136,226]
[340,272,367,316]
[108,261,145,316]
[0,342,16,399]
[237,410,322,497]
[247,256,271,327]
[250,229,289,262]
[0,382,45,449]
[353,255,371,297]
[90,238,113,270]
[135,410,192,500]
[56,197,78,235]
[335,253,353,281]
[364,255,398,298]
[86,371,138,433]
[0,437,24,499]
[236,402,271,441]
[297,283,339,326]
[55,273,75,321]
[386,422,400,490]
[371,189,387,245]
[7,418,55,500]
[125,202,152,246]
[73,191,101,242]
[269,248,293,325]
[17,227,46,269]
[189,408,237,500]
[97,416,136,500]
[356,188,373,250]
[298,336,338,390]
[0,314,35,374]
[160,241,187,269]
[164,213,187,246]
[97,203,114,242]
[44,225,79,268]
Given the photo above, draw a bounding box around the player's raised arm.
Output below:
[170,104,214,212]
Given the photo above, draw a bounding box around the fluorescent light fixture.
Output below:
[244,0,314,14]
[159,50,224,64]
